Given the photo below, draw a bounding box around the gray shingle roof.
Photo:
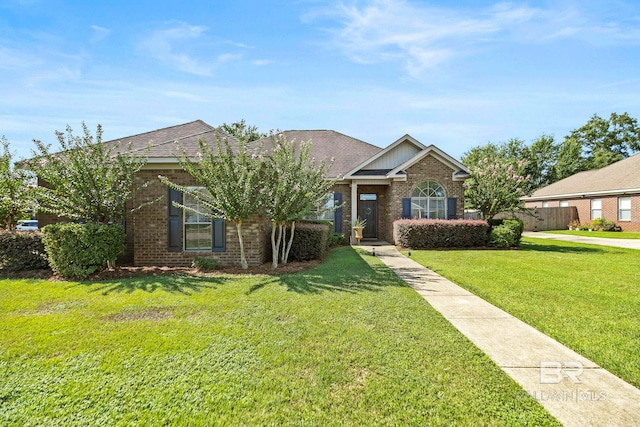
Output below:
[528,152,640,198]
[256,130,383,177]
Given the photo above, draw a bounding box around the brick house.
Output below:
[40,120,469,266]
[523,153,640,231]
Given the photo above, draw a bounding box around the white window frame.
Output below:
[183,187,213,251]
[619,197,631,221]
[559,200,569,207]
[542,201,549,208]
[411,181,446,219]
[591,198,602,220]
[305,192,335,222]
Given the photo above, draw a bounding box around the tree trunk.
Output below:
[283,221,295,265]
[271,220,279,269]
[280,223,287,263]
[236,221,248,269]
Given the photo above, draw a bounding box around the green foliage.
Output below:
[590,218,618,232]
[490,219,524,248]
[221,119,267,142]
[160,132,263,269]
[191,257,219,271]
[28,123,151,224]
[0,136,34,230]
[42,223,125,278]
[327,232,346,248]
[393,219,489,249]
[285,222,329,261]
[0,231,48,271]
[463,156,530,220]
[554,112,640,181]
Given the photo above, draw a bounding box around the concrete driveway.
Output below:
[523,231,640,250]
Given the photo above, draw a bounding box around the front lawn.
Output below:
[0,247,556,426]
[407,237,640,388]
[543,230,640,239]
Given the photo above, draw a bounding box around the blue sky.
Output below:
[2,0,640,161]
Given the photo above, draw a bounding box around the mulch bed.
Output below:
[0,259,323,281]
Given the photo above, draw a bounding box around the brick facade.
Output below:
[131,169,270,267]
[525,194,640,231]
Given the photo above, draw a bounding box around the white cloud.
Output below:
[90,25,111,43]
[319,0,640,77]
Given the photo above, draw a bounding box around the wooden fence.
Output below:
[496,207,578,231]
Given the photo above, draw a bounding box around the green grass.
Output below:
[0,247,557,426]
[407,237,640,388]
[544,229,640,239]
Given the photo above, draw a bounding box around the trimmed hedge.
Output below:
[287,222,330,261]
[393,219,490,249]
[327,232,346,248]
[0,231,49,271]
[42,223,126,279]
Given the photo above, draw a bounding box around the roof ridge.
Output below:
[105,119,214,144]
[280,129,383,150]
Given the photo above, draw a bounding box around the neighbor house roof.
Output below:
[524,153,640,200]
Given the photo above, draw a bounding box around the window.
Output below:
[559,200,569,207]
[542,201,549,208]
[411,181,446,219]
[619,197,631,221]
[591,199,602,220]
[184,187,212,251]
[359,194,377,201]
[306,192,335,222]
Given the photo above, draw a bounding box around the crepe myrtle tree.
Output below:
[464,157,530,220]
[159,133,262,270]
[262,133,339,268]
[29,123,152,224]
[0,136,35,230]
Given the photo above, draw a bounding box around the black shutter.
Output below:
[402,198,411,219]
[447,197,458,220]
[333,192,342,233]
[168,188,182,251]
[212,219,226,252]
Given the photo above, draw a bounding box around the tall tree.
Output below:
[464,157,530,220]
[159,133,262,270]
[28,123,151,224]
[0,137,34,230]
[554,112,640,180]
[221,119,267,142]
[261,133,338,268]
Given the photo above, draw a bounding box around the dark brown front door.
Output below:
[358,200,378,239]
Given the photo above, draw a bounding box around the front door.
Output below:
[358,199,378,239]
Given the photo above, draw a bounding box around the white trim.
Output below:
[350,182,358,244]
[523,187,640,201]
[343,134,426,178]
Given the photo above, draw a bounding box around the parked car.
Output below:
[16,220,39,231]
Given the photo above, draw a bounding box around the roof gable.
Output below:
[387,144,469,178]
[344,134,425,178]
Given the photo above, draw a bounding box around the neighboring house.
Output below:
[39,120,470,266]
[523,153,640,231]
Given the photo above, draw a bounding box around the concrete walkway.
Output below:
[359,243,640,427]
[523,231,640,250]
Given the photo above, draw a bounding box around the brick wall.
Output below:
[132,169,269,267]
[525,194,640,231]
[387,155,465,241]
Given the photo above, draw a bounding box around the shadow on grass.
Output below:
[75,274,222,296]
[248,246,407,295]
[521,240,610,254]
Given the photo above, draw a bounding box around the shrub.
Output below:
[502,218,524,245]
[192,257,218,271]
[327,232,346,248]
[393,219,489,249]
[287,222,330,261]
[591,218,618,232]
[42,223,125,279]
[578,223,591,231]
[0,230,49,271]
[490,225,516,248]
